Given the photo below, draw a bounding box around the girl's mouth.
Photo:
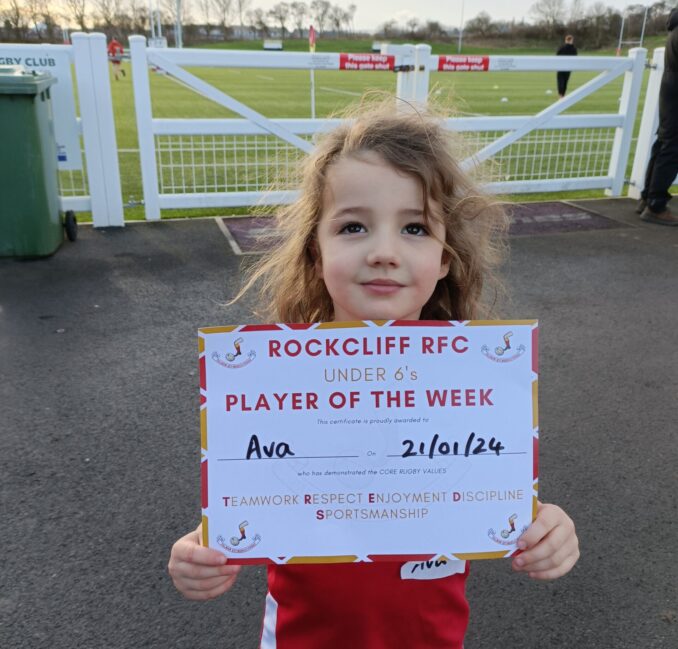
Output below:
[361,279,404,295]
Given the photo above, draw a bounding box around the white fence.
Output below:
[129,37,649,221]
[2,33,674,227]
[0,34,123,226]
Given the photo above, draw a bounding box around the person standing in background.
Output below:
[556,35,578,98]
[637,8,678,226]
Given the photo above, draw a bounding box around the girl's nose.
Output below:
[366,234,400,266]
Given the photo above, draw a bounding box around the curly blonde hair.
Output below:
[237,100,508,323]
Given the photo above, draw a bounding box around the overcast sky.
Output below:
[254,0,648,31]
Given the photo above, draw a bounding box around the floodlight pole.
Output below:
[149,1,156,39]
[639,6,649,47]
[616,15,625,56]
[175,0,183,47]
[457,0,465,53]
[149,1,163,40]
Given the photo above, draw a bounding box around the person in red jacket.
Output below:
[107,38,125,80]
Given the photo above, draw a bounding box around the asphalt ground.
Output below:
[1,198,677,649]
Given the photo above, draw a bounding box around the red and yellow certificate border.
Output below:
[198,319,539,563]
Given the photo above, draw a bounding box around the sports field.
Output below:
[63,39,668,222]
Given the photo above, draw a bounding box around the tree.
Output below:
[587,1,616,48]
[246,6,268,36]
[93,0,121,34]
[328,4,347,35]
[290,1,307,37]
[530,0,566,37]
[422,20,446,40]
[466,11,495,37]
[160,0,194,43]
[378,19,399,39]
[268,2,290,38]
[405,17,419,37]
[2,0,29,40]
[127,0,148,34]
[161,0,193,26]
[569,0,585,22]
[197,0,211,30]
[235,0,250,28]
[309,0,330,33]
[210,0,233,34]
[64,0,88,31]
[208,0,233,38]
[25,0,47,39]
[346,3,356,34]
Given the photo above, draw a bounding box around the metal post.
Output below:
[606,47,646,196]
[628,47,664,198]
[309,24,316,119]
[457,0,465,54]
[414,44,432,105]
[71,32,125,227]
[129,35,161,220]
[383,44,416,104]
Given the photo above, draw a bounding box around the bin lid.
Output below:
[0,67,57,95]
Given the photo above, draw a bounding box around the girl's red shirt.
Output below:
[261,560,470,648]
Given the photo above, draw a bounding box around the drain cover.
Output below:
[508,202,623,236]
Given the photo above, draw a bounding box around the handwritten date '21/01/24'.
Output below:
[243,432,505,460]
[400,432,505,459]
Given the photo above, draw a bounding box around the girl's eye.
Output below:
[403,223,429,236]
[338,222,366,234]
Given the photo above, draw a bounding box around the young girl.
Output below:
[168,103,580,648]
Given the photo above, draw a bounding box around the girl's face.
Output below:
[315,153,450,322]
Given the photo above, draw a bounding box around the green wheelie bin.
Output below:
[0,67,75,258]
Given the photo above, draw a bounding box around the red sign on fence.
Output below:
[339,53,395,71]
[437,55,490,72]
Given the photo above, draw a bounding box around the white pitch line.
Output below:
[319,86,362,97]
[257,74,275,81]
[215,217,242,255]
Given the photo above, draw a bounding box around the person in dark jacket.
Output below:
[556,35,577,98]
[638,8,678,225]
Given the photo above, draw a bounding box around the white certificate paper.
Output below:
[198,320,539,564]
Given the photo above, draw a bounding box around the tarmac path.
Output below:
[1,200,676,648]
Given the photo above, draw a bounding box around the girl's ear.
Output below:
[438,255,451,280]
[311,240,323,279]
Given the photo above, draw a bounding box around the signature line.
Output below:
[218,455,360,461]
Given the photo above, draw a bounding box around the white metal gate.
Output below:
[129,37,647,222]
[428,49,645,196]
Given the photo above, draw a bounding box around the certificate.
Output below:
[198,320,539,564]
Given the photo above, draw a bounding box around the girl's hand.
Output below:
[512,502,579,580]
[168,525,242,600]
